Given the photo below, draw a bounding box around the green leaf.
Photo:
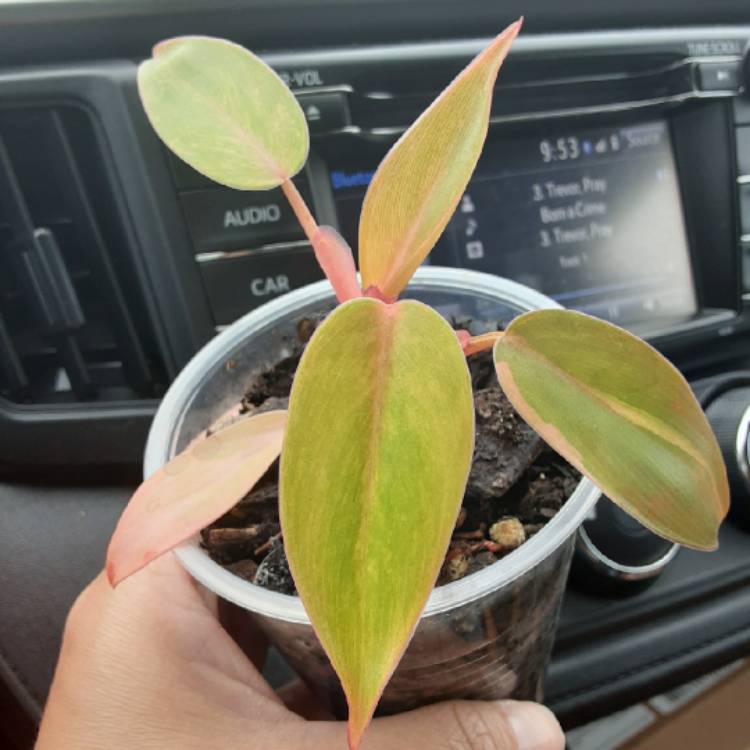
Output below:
[279,298,474,749]
[107,410,287,586]
[493,310,729,550]
[358,20,520,298]
[137,36,309,190]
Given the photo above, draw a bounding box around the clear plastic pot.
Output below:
[144,267,599,714]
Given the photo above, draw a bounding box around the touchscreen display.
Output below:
[329,120,697,331]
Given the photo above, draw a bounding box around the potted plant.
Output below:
[106,21,729,750]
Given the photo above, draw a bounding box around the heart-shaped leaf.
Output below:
[358,20,521,298]
[493,310,729,550]
[279,298,474,749]
[138,36,309,190]
[107,410,287,586]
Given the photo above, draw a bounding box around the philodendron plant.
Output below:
[107,20,729,750]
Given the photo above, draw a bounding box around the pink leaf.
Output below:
[106,410,287,586]
[358,19,522,298]
[311,225,362,303]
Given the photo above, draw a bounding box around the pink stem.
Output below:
[458,330,505,356]
[363,285,397,304]
[281,179,362,302]
[281,178,318,241]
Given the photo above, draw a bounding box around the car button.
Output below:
[741,183,750,236]
[198,247,325,325]
[181,182,310,252]
[736,97,750,126]
[697,61,742,92]
[737,127,750,176]
[296,92,351,135]
[168,152,218,190]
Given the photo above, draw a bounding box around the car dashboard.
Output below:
[1,1,750,745]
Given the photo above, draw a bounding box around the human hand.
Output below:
[35,553,564,750]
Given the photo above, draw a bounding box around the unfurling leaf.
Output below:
[358,20,521,298]
[138,37,309,190]
[494,310,729,550]
[107,410,287,586]
[311,225,362,303]
[279,298,475,749]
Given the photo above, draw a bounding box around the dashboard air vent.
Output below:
[0,106,166,404]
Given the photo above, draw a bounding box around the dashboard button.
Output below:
[741,184,750,235]
[706,386,750,526]
[697,61,741,92]
[572,494,679,592]
[198,247,324,325]
[296,92,350,135]
[168,152,218,190]
[181,183,310,252]
[735,97,750,126]
[737,127,750,176]
[743,241,750,291]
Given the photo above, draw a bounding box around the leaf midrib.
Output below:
[353,303,397,569]
[499,331,716,481]
[151,60,286,181]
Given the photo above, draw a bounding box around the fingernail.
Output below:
[495,700,565,750]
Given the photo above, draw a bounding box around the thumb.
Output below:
[301,699,565,750]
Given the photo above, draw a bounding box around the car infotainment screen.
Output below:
[329,120,697,332]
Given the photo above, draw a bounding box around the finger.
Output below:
[277,678,334,720]
[67,554,282,704]
[295,699,564,750]
[41,554,299,750]
[195,578,220,616]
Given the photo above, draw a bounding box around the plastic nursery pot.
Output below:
[144,266,600,715]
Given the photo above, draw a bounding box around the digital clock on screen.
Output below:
[539,136,581,163]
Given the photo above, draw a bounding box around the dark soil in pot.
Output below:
[201,316,580,594]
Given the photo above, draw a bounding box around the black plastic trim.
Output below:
[0,4,748,67]
[0,62,215,467]
[549,521,750,727]
[0,398,156,467]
